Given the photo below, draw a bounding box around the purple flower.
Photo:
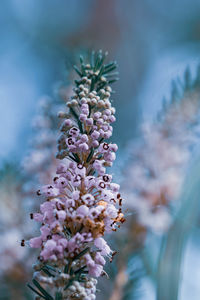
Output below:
[88,264,103,277]
[94,237,111,255]
[76,205,89,217]
[29,237,42,248]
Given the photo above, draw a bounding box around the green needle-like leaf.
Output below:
[72,153,81,163]
[42,267,55,277]
[108,78,119,84]
[74,247,90,260]
[79,55,84,64]
[27,284,46,299]
[55,291,63,300]
[86,148,94,163]
[91,51,95,69]
[73,65,82,77]
[45,264,60,273]
[33,279,54,300]
[64,278,74,290]
[94,51,102,71]
[70,107,83,133]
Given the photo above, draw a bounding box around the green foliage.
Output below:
[29,279,54,300]
[55,292,62,300]
[73,50,118,93]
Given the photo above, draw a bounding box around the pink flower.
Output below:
[94,237,111,256]
[88,264,103,277]
[56,210,67,221]
[33,213,43,222]
[45,239,57,251]
[76,205,89,217]
[29,237,42,248]
[95,252,106,265]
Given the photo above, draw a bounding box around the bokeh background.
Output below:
[1,1,200,299]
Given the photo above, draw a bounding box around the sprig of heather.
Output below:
[27,50,124,300]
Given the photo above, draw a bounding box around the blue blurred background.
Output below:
[2,0,200,162]
[1,1,200,299]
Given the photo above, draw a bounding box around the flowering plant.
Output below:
[26,50,124,300]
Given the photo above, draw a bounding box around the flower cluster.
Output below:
[27,51,123,300]
[30,160,122,263]
[33,265,98,300]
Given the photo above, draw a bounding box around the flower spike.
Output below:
[27,51,123,300]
